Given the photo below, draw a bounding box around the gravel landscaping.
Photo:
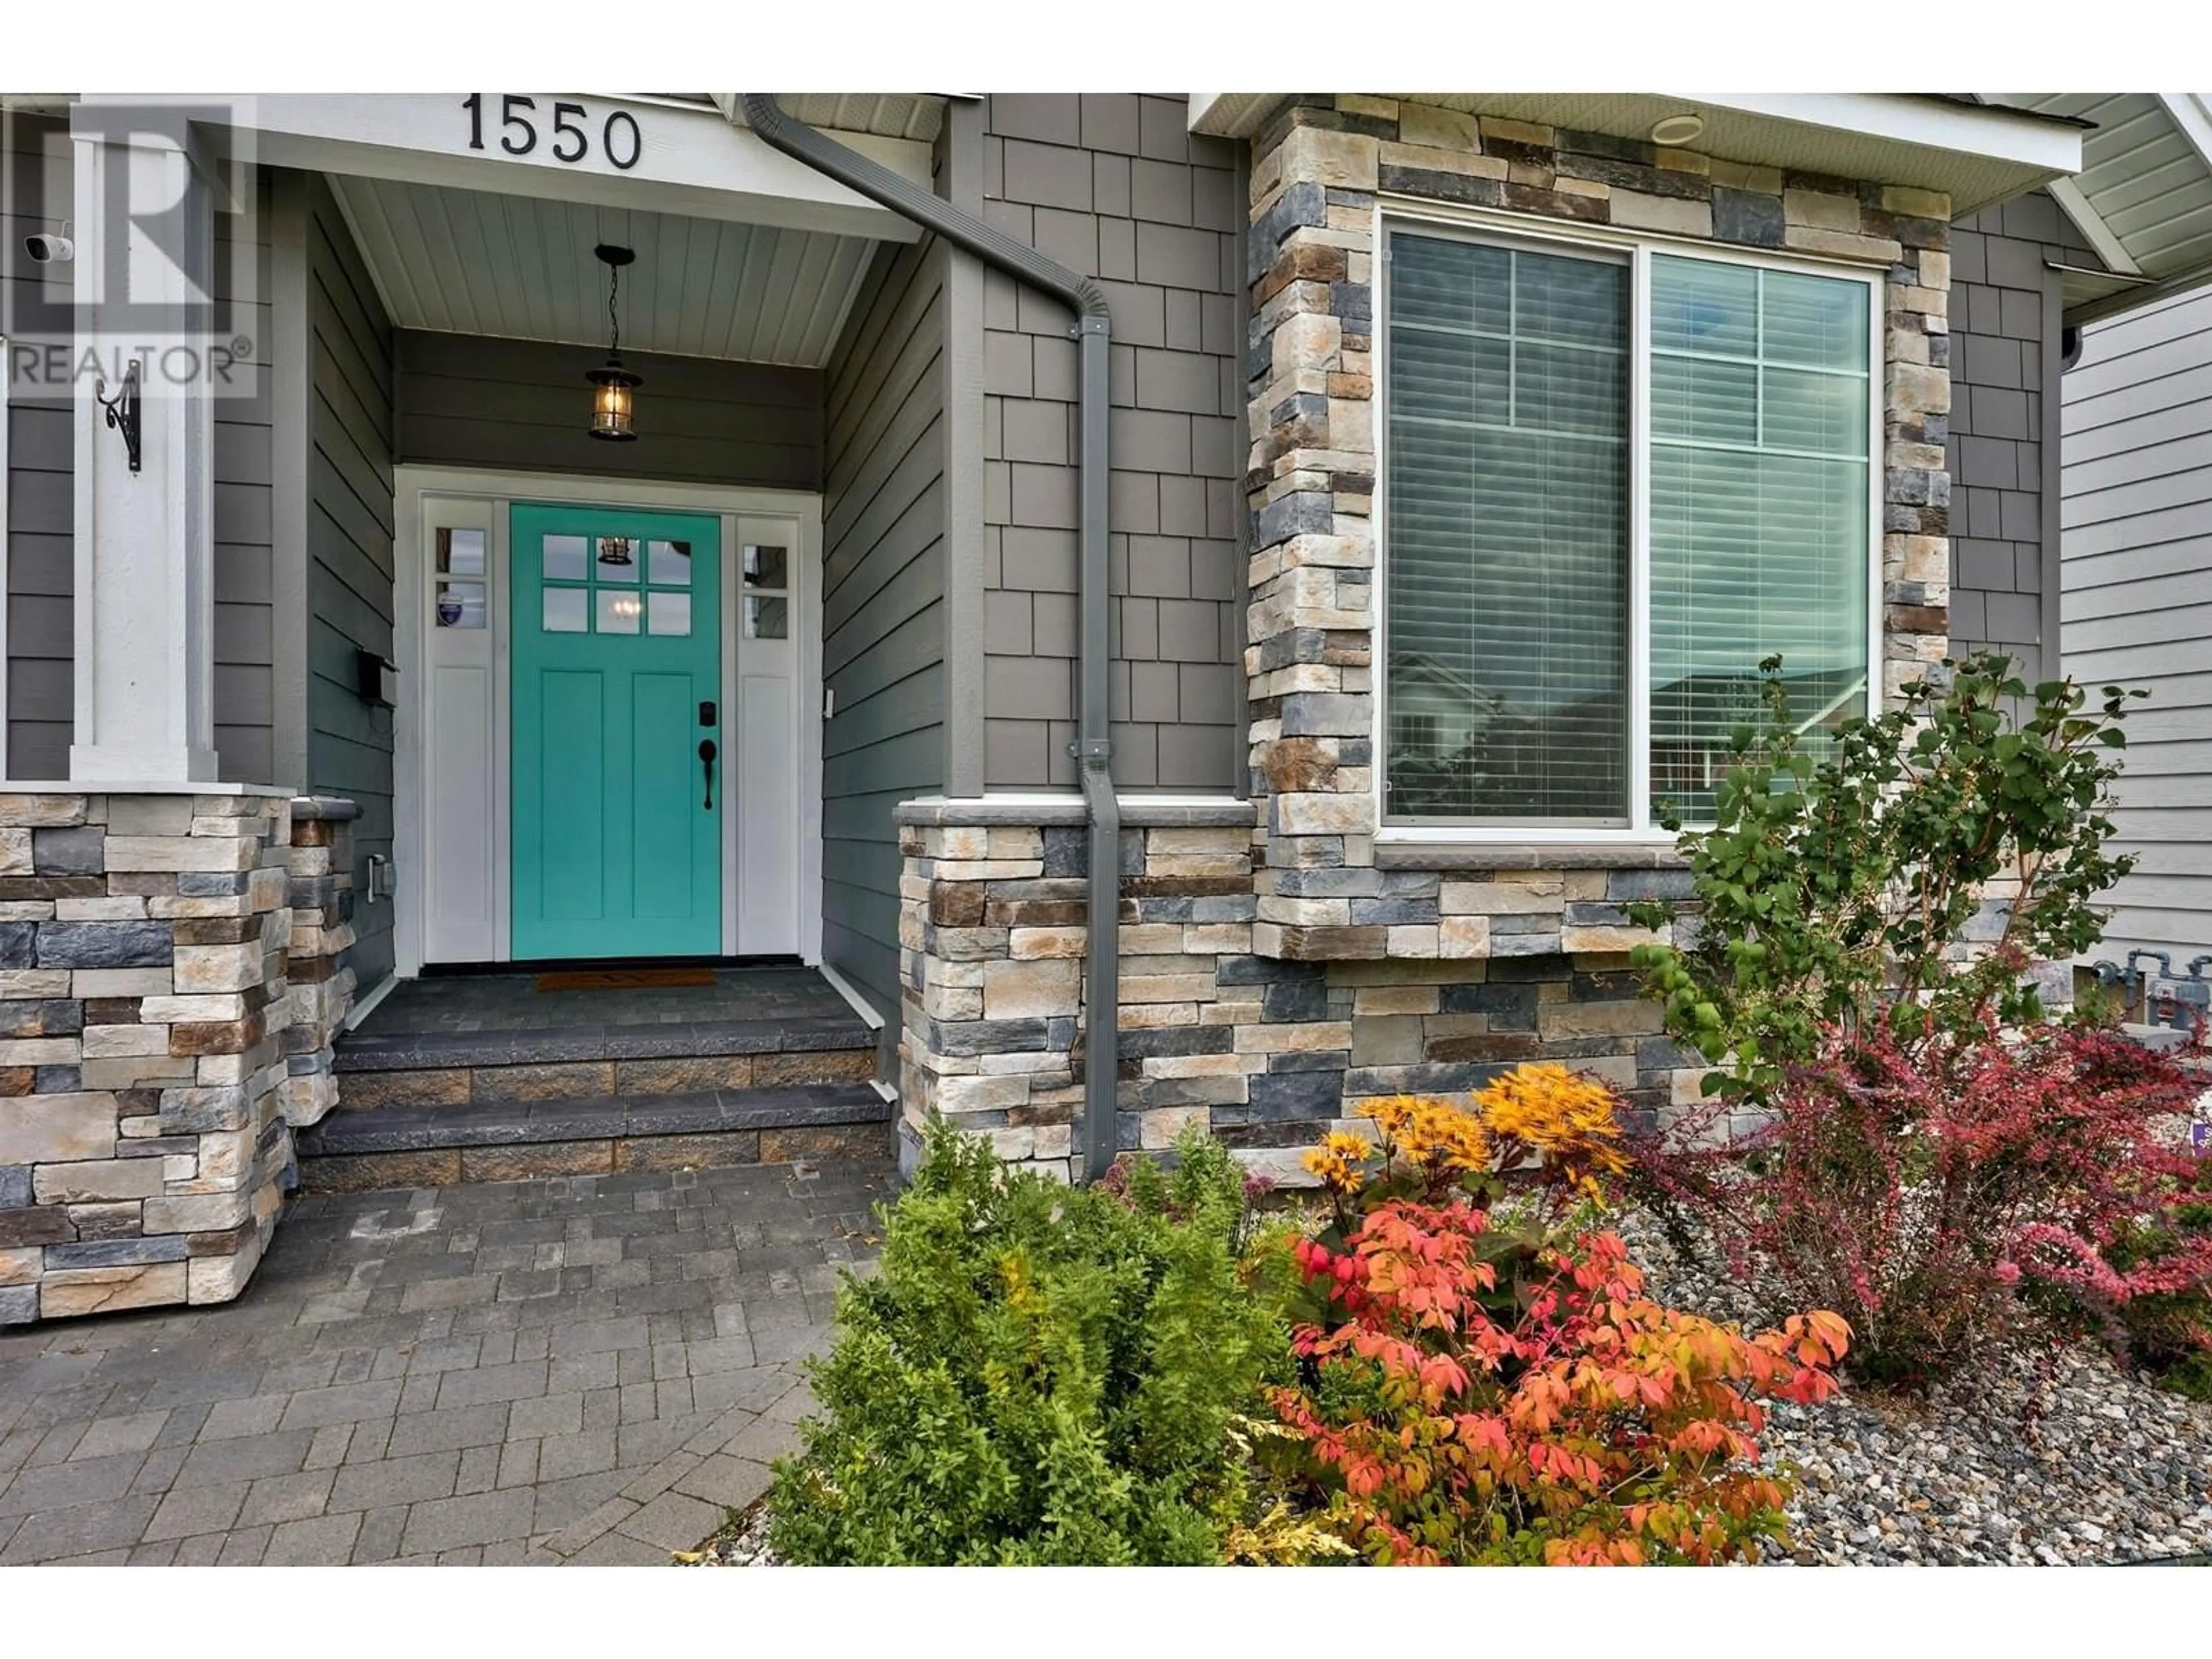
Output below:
[1618,1211,2212,1566]
[679,1205,2212,1569]
[686,1497,778,1565]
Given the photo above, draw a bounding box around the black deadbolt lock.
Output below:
[698,700,718,727]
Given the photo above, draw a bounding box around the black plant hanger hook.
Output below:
[94,361,142,472]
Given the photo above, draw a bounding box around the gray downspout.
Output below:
[740,96,1122,1184]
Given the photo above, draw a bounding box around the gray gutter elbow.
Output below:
[740,95,1123,1183]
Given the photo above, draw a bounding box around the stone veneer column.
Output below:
[0,789,299,1324]
[1240,97,1951,965]
[281,797,359,1128]
[896,802,1267,1179]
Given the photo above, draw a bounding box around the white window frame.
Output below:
[1370,200,1886,845]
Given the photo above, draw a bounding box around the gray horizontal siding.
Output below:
[820,226,948,1021]
[979,94,1244,791]
[305,173,399,987]
[3,122,276,783]
[393,331,824,492]
[6,399,71,780]
[214,171,276,784]
[2061,282,2212,958]
[5,112,73,777]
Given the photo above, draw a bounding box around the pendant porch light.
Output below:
[587,243,642,441]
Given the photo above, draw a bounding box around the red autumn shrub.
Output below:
[1630,1015,2212,1388]
[1268,1199,1848,1565]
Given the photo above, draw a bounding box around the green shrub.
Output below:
[767,1122,1287,1564]
[1625,652,2142,1103]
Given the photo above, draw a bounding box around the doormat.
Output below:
[534,967,718,993]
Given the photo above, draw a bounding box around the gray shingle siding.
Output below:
[1945,188,2100,676]
[979,94,1244,792]
[820,228,949,1019]
[2060,282,2212,959]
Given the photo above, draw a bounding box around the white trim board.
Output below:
[817,962,887,1032]
[393,464,824,979]
[92,93,930,246]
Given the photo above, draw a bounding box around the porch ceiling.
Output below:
[330,174,879,368]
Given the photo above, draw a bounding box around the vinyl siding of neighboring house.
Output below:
[2061,282,2212,959]
[978,94,1245,793]
[1946,188,2104,678]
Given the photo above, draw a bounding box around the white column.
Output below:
[69,119,219,784]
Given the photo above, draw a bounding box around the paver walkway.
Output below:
[0,1159,891,1565]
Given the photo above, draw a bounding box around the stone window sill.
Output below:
[1372,840,1687,872]
[895,795,1255,830]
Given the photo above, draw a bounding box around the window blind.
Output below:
[1384,232,1631,823]
[1648,257,1870,818]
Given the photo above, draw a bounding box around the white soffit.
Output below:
[1984,93,2212,322]
[329,175,877,369]
[1189,93,2082,215]
[709,93,950,144]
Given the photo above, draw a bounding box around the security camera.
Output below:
[24,233,74,264]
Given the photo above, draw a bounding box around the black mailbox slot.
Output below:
[356,650,399,709]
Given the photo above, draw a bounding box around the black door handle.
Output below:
[698,738,718,809]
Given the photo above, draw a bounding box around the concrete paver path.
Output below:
[0,1160,889,1565]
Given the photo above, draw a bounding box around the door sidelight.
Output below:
[698,738,718,809]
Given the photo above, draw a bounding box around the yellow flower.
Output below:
[1301,1130,1375,1195]
[1473,1063,1630,1198]
[1354,1094,1489,1178]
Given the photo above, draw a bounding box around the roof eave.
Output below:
[1189,92,2081,217]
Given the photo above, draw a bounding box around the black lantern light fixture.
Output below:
[586,243,641,441]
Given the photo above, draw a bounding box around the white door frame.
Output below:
[392,463,823,977]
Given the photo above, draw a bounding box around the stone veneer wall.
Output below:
[896,804,1707,1182]
[1242,96,1952,963]
[892,96,1959,1181]
[0,791,355,1325]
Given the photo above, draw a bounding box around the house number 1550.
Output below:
[461,95,643,170]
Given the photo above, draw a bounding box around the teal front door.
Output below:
[510,503,722,960]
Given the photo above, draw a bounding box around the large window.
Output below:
[1382,223,1874,831]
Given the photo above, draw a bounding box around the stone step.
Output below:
[332,1013,877,1111]
[293,1082,892,1193]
